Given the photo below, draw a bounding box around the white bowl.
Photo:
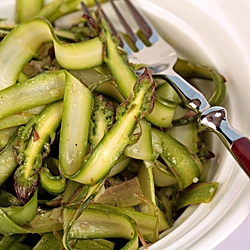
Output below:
[0,0,249,249]
[137,1,250,249]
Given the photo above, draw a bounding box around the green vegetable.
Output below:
[39,167,66,195]
[32,232,63,250]
[0,1,223,248]
[0,131,19,186]
[152,160,177,187]
[88,203,158,243]
[33,231,114,250]
[59,72,93,176]
[0,70,65,120]
[63,208,139,250]
[95,177,143,208]
[0,113,34,131]
[0,17,103,90]
[34,0,82,23]
[0,234,27,250]
[73,239,115,250]
[152,128,202,190]
[1,190,38,226]
[89,94,115,149]
[0,189,22,207]
[124,119,155,161]
[0,208,30,234]
[174,58,226,107]
[101,14,177,128]
[156,187,178,223]
[14,101,63,203]
[172,59,227,126]
[0,191,37,234]
[137,162,172,232]
[70,68,155,185]
[16,0,44,23]
[177,182,219,209]
[107,155,131,177]
[23,208,63,234]
[0,127,18,151]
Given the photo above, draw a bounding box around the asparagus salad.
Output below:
[0,0,226,249]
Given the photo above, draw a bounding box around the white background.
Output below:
[215,215,250,249]
[207,1,250,249]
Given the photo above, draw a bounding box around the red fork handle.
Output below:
[231,137,250,177]
[199,107,250,177]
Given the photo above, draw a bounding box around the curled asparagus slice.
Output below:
[15,0,44,23]
[0,17,103,90]
[63,208,139,250]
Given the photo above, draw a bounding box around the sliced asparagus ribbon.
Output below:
[0,70,65,120]
[0,17,103,90]
[59,72,94,176]
[69,68,156,184]
[0,1,221,249]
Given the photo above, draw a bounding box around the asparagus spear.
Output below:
[14,101,63,203]
[70,68,155,185]
[89,94,115,149]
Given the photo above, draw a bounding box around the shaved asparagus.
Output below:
[59,72,94,176]
[70,68,156,185]
[0,0,223,249]
[0,17,103,90]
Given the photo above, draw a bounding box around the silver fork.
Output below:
[110,0,211,110]
[84,0,250,176]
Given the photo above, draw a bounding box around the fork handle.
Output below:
[154,72,250,177]
[199,106,250,177]
[231,137,250,176]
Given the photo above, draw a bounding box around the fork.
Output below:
[84,0,250,177]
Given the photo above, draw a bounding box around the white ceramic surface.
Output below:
[0,1,249,249]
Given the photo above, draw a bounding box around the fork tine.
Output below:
[93,0,138,55]
[93,0,125,48]
[81,1,99,36]
[110,0,137,45]
[123,0,152,40]
[81,1,92,16]
[123,0,159,44]
[94,0,122,41]
[110,0,144,51]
